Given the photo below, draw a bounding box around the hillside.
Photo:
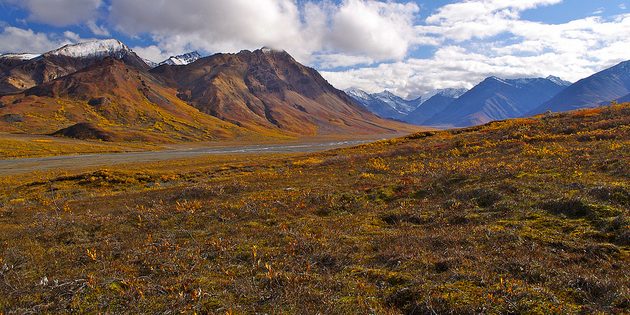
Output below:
[0,40,149,95]
[426,76,569,127]
[151,48,412,136]
[0,58,250,142]
[1,104,627,313]
[0,41,417,144]
[532,61,630,114]
[405,88,468,125]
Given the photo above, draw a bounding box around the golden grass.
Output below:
[0,104,628,314]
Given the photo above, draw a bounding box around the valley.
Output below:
[0,35,628,314]
[0,104,627,313]
[0,138,379,175]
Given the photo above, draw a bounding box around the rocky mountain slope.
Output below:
[0,58,249,142]
[151,48,413,136]
[0,39,149,95]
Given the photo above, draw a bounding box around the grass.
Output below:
[0,133,158,159]
[0,104,628,313]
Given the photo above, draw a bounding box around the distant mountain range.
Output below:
[530,61,630,114]
[0,39,415,142]
[2,38,630,136]
[404,88,468,125]
[159,51,202,66]
[348,65,630,128]
[345,88,467,122]
[344,89,421,120]
[425,76,570,127]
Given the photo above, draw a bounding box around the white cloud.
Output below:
[321,1,630,98]
[1,0,629,99]
[2,0,102,26]
[86,21,110,36]
[419,0,563,42]
[110,0,419,64]
[313,53,376,69]
[0,26,79,53]
[131,45,171,63]
[325,0,418,60]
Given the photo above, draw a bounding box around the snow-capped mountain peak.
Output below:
[546,75,571,86]
[159,51,202,66]
[434,88,469,99]
[345,88,372,101]
[374,90,399,99]
[45,39,131,59]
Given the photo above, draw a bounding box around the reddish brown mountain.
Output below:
[0,58,249,142]
[0,39,148,95]
[151,48,413,136]
[0,41,418,142]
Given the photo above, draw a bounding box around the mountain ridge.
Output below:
[531,60,630,114]
[159,51,202,66]
[0,40,418,141]
[425,76,569,127]
[0,39,149,95]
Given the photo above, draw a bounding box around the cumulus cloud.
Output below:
[324,0,630,98]
[419,0,562,42]
[109,0,419,64]
[325,0,418,60]
[2,0,102,26]
[86,21,110,36]
[0,26,80,53]
[1,0,629,99]
[131,45,172,64]
[322,44,598,98]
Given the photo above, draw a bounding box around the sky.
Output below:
[0,0,629,98]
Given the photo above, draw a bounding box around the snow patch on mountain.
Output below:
[546,75,571,86]
[345,88,372,101]
[159,51,202,66]
[372,91,418,114]
[45,39,130,59]
[419,88,469,103]
[143,58,159,68]
[0,53,41,60]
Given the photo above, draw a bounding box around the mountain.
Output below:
[425,76,570,127]
[405,88,468,125]
[0,39,149,95]
[531,61,630,114]
[143,58,159,68]
[159,51,202,66]
[150,48,413,136]
[345,88,400,119]
[1,43,415,141]
[345,88,421,120]
[0,54,40,72]
[0,57,249,141]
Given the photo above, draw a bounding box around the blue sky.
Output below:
[1,0,629,98]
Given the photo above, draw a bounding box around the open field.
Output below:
[0,105,628,313]
[0,133,158,159]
